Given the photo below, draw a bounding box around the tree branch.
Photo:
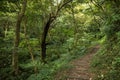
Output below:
[49,0,73,22]
[58,0,72,12]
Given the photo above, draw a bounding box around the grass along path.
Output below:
[55,45,100,80]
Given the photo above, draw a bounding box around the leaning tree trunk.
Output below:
[41,0,73,63]
[41,17,52,63]
[12,0,27,75]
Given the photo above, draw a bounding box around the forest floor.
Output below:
[55,45,100,80]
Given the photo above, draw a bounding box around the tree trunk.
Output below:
[41,17,51,63]
[71,3,78,47]
[12,0,27,75]
[24,17,38,74]
[41,0,73,63]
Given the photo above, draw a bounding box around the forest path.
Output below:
[55,45,100,80]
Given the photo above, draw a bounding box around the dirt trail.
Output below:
[55,45,100,80]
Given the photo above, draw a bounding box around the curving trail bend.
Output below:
[55,45,100,80]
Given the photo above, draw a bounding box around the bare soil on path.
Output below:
[55,45,100,80]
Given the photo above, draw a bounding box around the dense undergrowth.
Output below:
[0,0,120,80]
[91,39,120,80]
[27,47,87,80]
[0,32,89,80]
[91,1,120,80]
[0,47,88,80]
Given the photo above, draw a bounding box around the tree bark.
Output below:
[12,0,27,75]
[41,17,52,63]
[24,17,38,74]
[41,0,73,63]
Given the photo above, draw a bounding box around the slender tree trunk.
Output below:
[24,17,38,74]
[3,21,9,38]
[41,0,73,63]
[41,17,51,63]
[12,0,27,75]
[71,3,78,47]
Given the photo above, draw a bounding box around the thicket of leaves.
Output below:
[0,0,120,80]
[0,0,92,80]
[91,0,120,80]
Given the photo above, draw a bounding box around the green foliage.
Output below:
[91,47,120,80]
[27,45,87,80]
[91,1,120,79]
[1,0,120,80]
